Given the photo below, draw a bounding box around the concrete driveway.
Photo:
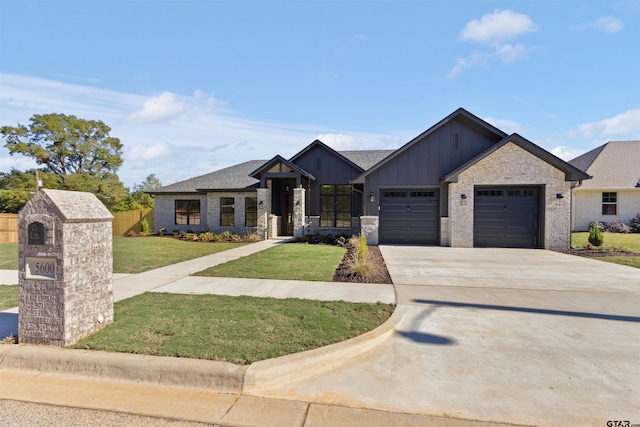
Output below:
[250,247,640,427]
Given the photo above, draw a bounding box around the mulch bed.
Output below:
[561,249,640,258]
[333,245,393,284]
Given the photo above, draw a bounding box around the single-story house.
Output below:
[569,140,640,231]
[151,108,589,250]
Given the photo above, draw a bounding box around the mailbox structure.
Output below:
[17,189,114,346]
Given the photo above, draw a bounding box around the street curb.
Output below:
[242,305,411,394]
[0,345,246,394]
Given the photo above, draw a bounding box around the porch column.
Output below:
[256,188,271,240]
[293,187,306,238]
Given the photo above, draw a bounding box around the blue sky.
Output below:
[1,0,639,188]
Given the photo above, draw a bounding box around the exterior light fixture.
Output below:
[259,200,263,207]
[461,194,467,199]
[369,192,375,203]
[556,193,564,199]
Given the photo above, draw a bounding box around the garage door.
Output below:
[379,189,438,244]
[474,187,540,248]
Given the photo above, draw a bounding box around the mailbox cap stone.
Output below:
[18,189,113,223]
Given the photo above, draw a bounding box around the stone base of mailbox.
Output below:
[17,189,114,347]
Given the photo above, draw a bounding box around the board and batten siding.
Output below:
[363,118,501,216]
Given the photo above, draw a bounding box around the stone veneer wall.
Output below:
[18,189,113,346]
[360,216,379,245]
[153,194,208,233]
[448,142,572,250]
[206,192,258,235]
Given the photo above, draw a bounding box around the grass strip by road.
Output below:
[0,285,18,311]
[71,293,394,365]
[194,243,346,281]
[0,238,250,274]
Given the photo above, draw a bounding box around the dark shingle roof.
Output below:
[569,140,640,189]
[151,160,265,193]
[338,150,395,170]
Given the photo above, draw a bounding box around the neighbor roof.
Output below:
[442,134,591,183]
[569,140,640,189]
[151,160,265,193]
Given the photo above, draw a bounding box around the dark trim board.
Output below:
[473,185,542,248]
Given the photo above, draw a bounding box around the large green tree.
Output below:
[0,169,57,213]
[1,113,127,210]
[111,174,162,212]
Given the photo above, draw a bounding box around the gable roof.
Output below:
[249,155,316,180]
[353,108,508,184]
[151,160,265,194]
[289,139,369,172]
[339,150,395,170]
[569,140,640,189]
[443,133,591,183]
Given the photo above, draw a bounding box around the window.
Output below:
[602,192,617,215]
[245,197,257,227]
[175,200,200,225]
[220,197,235,226]
[320,185,351,228]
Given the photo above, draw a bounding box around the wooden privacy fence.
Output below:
[0,214,19,243]
[0,209,154,241]
[112,208,154,236]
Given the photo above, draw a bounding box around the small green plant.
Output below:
[588,225,604,247]
[140,219,150,236]
[356,234,368,263]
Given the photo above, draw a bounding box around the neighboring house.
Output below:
[569,140,640,231]
[151,108,589,250]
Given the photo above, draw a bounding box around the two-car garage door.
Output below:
[474,186,541,248]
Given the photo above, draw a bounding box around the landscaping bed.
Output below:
[333,245,393,284]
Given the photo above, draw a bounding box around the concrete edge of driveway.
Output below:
[242,305,411,394]
[0,305,409,397]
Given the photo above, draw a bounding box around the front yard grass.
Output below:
[0,285,18,311]
[571,232,640,268]
[195,243,346,281]
[71,293,394,364]
[0,238,251,274]
[0,243,17,270]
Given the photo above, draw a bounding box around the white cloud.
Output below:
[125,91,185,123]
[317,133,360,150]
[574,109,640,139]
[593,16,623,34]
[551,146,586,161]
[0,73,401,187]
[450,10,537,78]
[459,9,537,44]
[483,116,525,135]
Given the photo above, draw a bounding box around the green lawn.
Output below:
[0,238,250,274]
[112,237,250,274]
[572,232,640,252]
[71,293,394,364]
[0,285,18,311]
[194,243,346,281]
[0,243,17,270]
[572,232,640,268]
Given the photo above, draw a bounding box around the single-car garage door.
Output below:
[379,189,438,244]
[474,186,541,248]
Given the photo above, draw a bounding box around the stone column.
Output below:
[293,187,306,238]
[256,188,270,240]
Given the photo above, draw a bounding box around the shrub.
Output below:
[629,213,640,234]
[588,226,604,247]
[588,221,604,231]
[140,219,150,236]
[603,220,631,234]
[198,231,215,242]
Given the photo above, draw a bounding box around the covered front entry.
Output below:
[473,186,541,248]
[379,189,438,244]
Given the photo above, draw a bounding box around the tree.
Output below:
[0,169,58,213]
[2,113,128,210]
[111,174,162,212]
[1,113,123,184]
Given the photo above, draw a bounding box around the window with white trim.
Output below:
[602,192,617,215]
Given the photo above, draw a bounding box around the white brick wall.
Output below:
[448,142,572,250]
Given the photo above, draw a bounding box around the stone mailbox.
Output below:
[17,189,114,346]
